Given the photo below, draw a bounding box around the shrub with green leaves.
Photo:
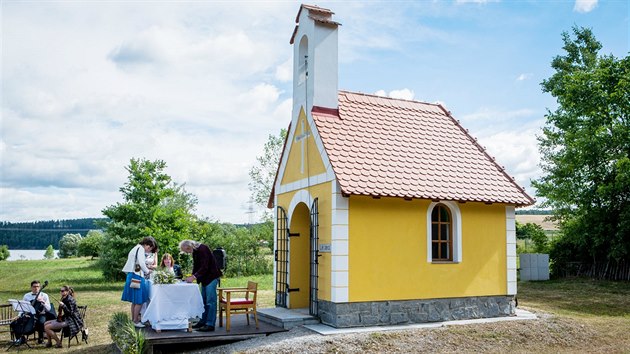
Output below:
[198,221,272,277]
[0,245,10,261]
[108,312,145,354]
[59,233,82,258]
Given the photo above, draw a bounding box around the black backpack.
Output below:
[212,247,227,270]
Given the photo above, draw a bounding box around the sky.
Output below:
[1,0,628,224]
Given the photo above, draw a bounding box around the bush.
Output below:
[0,245,9,261]
[44,245,55,259]
[197,221,272,277]
[78,230,104,258]
[59,233,82,258]
[99,232,136,281]
[516,222,549,253]
[108,312,145,354]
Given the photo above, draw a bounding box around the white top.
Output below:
[144,252,157,280]
[22,292,51,312]
[145,252,156,267]
[122,244,151,275]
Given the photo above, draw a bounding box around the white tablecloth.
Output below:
[143,282,204,331]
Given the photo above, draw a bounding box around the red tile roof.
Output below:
[294,4,334,23]
[290,4,340,44]
[311,91,535,206]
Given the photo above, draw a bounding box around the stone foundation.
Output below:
[318,295,516,328]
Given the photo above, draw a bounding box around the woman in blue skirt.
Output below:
[121,237,157,327]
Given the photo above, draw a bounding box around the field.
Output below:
[516,214,558,231]
[0,258,274,353]
[1,258,629,353]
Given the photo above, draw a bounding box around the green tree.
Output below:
[59,233,82,258]
[249,129,287,220]
[533,26,630,269]
[196,220,272,277]
[78,230,104,258]
[250,220,274,253]
[516,222,549,254]
[100,158,198,280]
[0,245,9,261]
[44,245,55,259]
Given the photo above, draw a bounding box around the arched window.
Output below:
[298,35,308,85]
[431,204,452,261]
[426,201,462,263]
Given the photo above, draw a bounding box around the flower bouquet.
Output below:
[153,268,178,284]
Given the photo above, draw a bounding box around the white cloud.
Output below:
[460,107,537,122]
[335,3,458,63]
[476,127,542,198]
[574,0,598,13]
[374,88,415,100]
[458,107,544,198]
[390,89,415,100]
[1,2,294,223]
[275,57,293,82]
[4,1,622,224]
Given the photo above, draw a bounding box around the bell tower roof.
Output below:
[290,3,340,114]
[290,4,340,44]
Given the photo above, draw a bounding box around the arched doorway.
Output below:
[276,196,319,314]
[287,202,310,308]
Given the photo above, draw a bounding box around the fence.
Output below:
[519,253,550,281]
[561,261,630,281]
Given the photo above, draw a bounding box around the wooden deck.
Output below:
[142,315,286,354]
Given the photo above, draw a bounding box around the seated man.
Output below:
[23,280,56,344]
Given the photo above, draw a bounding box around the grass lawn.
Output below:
[517,278,630,352]
[1,258,629,353]
[0,258,275,353]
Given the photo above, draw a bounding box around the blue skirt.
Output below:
[121,272,149,305]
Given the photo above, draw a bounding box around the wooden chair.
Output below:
[60,305,88,347]
[218,281,258,331]
[0,304,19,341]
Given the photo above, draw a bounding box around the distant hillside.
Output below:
[516,214,558,231]
[0,218,108,249]
[516,209,553,215]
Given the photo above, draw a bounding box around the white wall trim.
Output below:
[506,206,517,295]
[287,189,314,227]
[330,182,349,302]
[277,172,333,195]
[426,201,462,263]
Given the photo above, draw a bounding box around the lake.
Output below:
[6,249,59,261]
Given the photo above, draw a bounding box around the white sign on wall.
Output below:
[318,244,331,253]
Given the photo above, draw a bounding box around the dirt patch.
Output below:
[191,309,629,354]
[516,215,558,231]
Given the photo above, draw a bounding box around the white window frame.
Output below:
[426,201,462,263]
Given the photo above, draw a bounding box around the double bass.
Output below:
[30,280,49,315]
[9,281,48,345]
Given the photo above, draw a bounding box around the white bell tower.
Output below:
[290,4,340,122]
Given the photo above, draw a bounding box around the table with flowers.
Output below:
[142,273,204,331]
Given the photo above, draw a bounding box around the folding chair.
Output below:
[60,305,88,347]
